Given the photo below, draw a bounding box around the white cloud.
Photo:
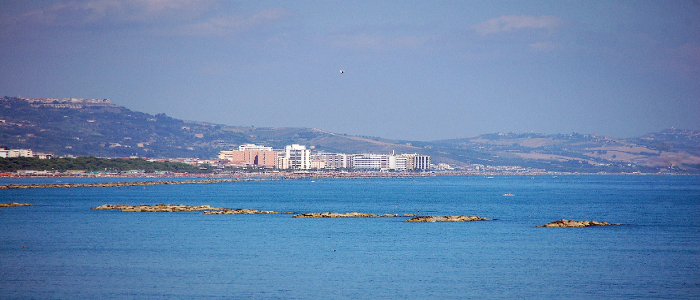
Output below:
[472,15,562,35]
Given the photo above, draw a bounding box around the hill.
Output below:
[2,96,699,173]
[429,130,700,173]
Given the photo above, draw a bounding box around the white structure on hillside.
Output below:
[8,149,33,158]
[0,148,53,159]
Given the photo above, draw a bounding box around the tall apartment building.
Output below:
[278,144,311,170]
[399,153,431,170]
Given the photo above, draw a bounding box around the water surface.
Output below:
[1,175,698,299]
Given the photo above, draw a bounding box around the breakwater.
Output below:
[405,215,491,222]
[291,212,417,218]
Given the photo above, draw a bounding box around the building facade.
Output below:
[217,143,431,171]
[279,144,311,170]
[218,144,275,168]
[311,152,350,169]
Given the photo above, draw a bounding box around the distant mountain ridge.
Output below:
[2,96,699,173]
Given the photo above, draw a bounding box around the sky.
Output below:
[1,0,699,141]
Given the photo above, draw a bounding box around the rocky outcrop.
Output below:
[0,202,34,207]
[537,219,620,227]
[292,212,415,218]
[405,215,491,222]
[202,208,280,215]
[93,204,223,212]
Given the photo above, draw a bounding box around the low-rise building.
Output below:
[8,149,33,158]
[311,152,350,169]
[218,144,276,168]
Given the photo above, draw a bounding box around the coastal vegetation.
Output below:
[0,157,210,173]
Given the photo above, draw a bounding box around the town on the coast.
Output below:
[1,143,549,176]
[6,96,695,176]
[217,143,431,171]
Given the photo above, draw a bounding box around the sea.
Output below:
[1,175,699,299]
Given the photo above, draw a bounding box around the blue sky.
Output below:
[1,1,698,141]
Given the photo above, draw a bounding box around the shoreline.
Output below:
[0,172,696,189]
[0,178,285,189]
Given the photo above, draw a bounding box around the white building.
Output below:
[311,152,350,169]
[279,144,311,170]
[398,153,431,170]
[8,149,33,158]
[238,144,273,152]
[351,154,392,170]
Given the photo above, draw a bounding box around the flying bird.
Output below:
[340,70,344,74]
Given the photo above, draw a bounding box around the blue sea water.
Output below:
[1,175,699,299]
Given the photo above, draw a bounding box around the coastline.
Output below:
[0,171,694,189]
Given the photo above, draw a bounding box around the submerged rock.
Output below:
[202,208,279,215]
[291,212,402,218]
[0,202,34,207]
[405,215,491,222]
[93,204,223,212]
[537,219,620,227]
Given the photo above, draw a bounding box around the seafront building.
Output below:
[218,144,275,168]
[311,152,350,169]
[278,144,311,170]
[351,154,392,170]
[217,144,432,171]
[0,148,53,159]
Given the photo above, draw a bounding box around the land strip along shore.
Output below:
[0,172,439,189]
[0,178,285,189]
[3,171,674,190]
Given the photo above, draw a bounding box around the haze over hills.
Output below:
[2,96,699,173]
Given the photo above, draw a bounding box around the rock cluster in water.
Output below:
[202,208,282,215]
[0,202,34,207]
[292,212,417,218]
[537,219,619,227]
[93,204,223,212]
[405,215,491,222]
